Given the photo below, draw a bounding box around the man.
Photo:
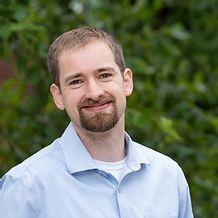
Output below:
[0,27,193,217]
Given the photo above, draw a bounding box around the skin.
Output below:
[50,40,133,162]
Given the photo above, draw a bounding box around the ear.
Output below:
[50,83,65,110]
[123,68,133,96]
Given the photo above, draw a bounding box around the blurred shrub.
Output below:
[0,0,217,217]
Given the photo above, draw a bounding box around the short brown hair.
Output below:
[47,27,126,85]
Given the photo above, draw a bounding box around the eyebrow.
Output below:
[96,67,116,73]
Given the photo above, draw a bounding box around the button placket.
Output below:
[117,187,122,194]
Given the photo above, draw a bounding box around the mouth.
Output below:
[82,101,112,112]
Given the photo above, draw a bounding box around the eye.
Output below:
[69,79,82,84]
[98,73,113,80]
[68,79,84,88]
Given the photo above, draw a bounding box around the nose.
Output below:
[85,79,104,100]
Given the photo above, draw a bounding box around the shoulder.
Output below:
[133,141,181,173]
[1,138,64,188]
[132,141,190,189]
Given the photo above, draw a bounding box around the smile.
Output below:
[82,101,112,112]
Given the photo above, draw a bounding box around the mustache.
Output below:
[78,95,115,108]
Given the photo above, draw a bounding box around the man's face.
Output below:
[50,40,133,133]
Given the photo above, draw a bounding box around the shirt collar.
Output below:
[59,123,97,174]
[59,122,150,174]
[124,132,150,166]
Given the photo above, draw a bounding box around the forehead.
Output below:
[59,40,114,60]
[58,41,118,76]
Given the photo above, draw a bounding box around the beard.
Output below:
[78,95,119,132]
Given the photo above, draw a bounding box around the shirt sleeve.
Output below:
[177,166,194,218]
[0,175,37,218]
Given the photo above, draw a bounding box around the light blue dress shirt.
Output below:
[0,123,193,218]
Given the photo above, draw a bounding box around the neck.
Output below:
[73,115,126,162]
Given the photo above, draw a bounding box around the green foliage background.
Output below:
[0,0,217,217]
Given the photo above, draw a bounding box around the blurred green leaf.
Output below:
[0,1,217,217]
[158,117,182,142]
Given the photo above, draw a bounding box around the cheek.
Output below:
[116,91,127,108]
[108,83,126,100]
[62,93,80,111]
